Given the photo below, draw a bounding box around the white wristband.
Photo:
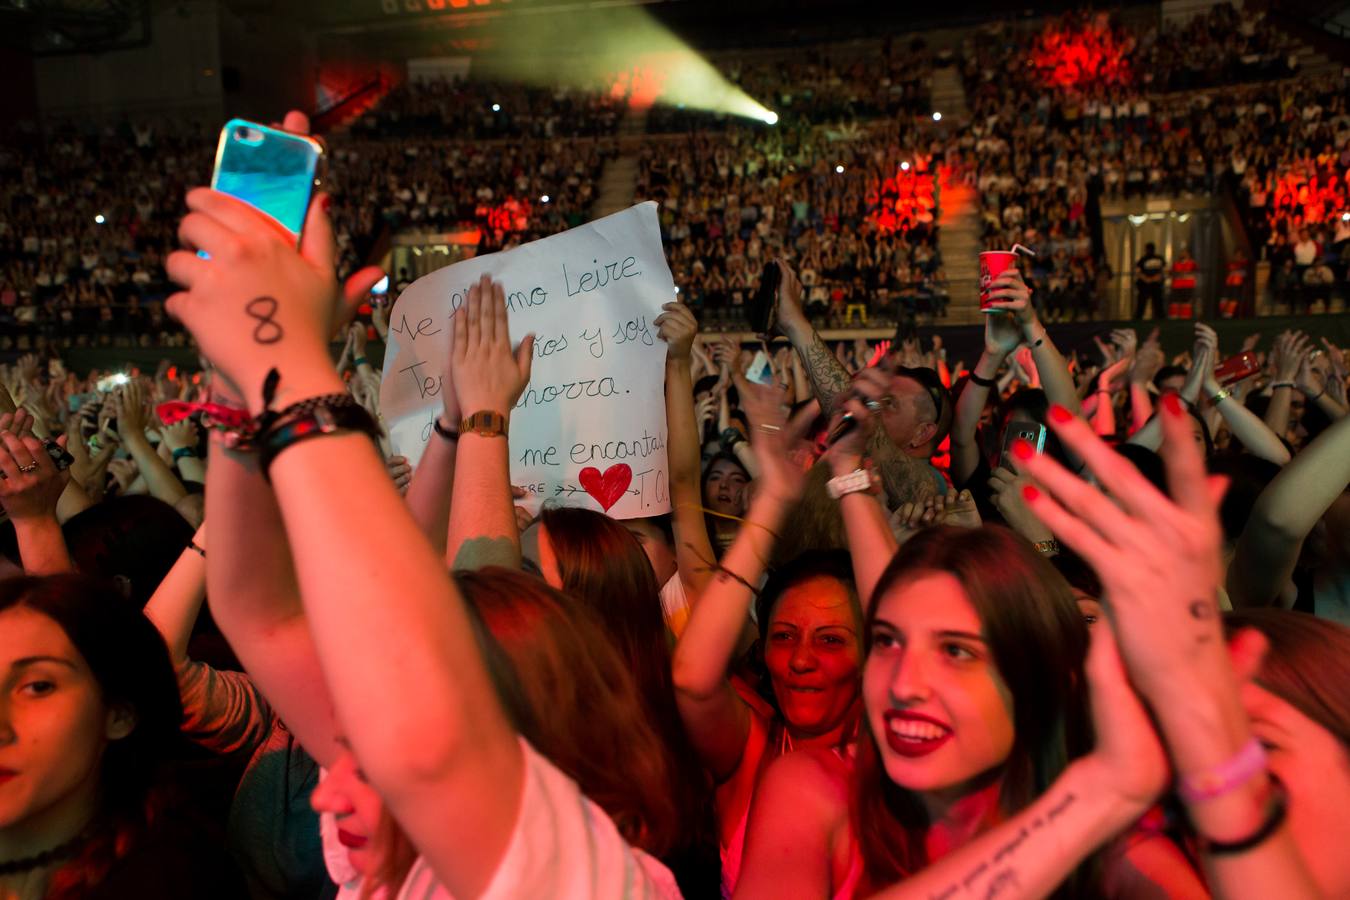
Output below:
[827,468,872,499]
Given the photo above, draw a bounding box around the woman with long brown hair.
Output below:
[312,567,684,897]
[526,505,721,897]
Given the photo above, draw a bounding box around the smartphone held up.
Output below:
[208,119,324,248]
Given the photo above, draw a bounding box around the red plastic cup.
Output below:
[1214,351,1260,386]
[979,251,1018,312]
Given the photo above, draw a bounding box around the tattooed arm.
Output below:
[772,259,854,419]
[796,331,855,420]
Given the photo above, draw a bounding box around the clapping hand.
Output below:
[0,418,68,523]
[447,274,535,419]
[1013,398,1229,704]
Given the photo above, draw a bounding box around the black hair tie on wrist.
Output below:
[969,372,998,388]
[1199,774,1289,857]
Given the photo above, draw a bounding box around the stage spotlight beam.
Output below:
[473,5,776,124]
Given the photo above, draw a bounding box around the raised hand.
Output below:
[984,301,1023,357]
[770,258,808,339]
[160,418,201,454]
[1077,619,1170,816]
[655,300,698,362]
[1271,330,1310,383]
[0,430,70,522]
[1110,328,1138,360]
[984,268,1036,327]
[448,274,535,419]
[988,465,1054,544]
[1012,397,1229,704]
[1130,340,1165,386]
[737,378,809,503]
[386,454,413,494]
[114,381,151,444]
[167,187,345,409]
[349,321,370,359]
[1319,337,1347,381]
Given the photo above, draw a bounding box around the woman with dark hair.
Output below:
[849,527,1096,890]
[672,382,863,895]
[702,452,751,555]
[0,574,241,898]
[312,567,685,897]
[526,506,721,897]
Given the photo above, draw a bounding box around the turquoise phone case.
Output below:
[210,119,322,244]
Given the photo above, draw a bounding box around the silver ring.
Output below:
[864,399,885,413]
[18,462,39,474]
[757,423,782,434]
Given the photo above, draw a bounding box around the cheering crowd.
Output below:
[2,94,1349,899]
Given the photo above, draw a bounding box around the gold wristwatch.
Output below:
[460,410,508,438]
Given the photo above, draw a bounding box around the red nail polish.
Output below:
[1048,404,1073,424]
[1022,484,1041,503]
[1011,439,1034,461]
[1163,393,1184,416]
[320,195,332,214]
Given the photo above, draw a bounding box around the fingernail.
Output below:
[1022,484,1041,503]
[1048,404,1073,424]
[1011,439,1034,461]
[1163,393,1184,416]
[320,195,332,214]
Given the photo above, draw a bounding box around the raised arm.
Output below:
[820,399,898,602]
[403,324,461,556]
[1018,397,1321,900]
[774,260,853,419]
[160,418,208,485]
[672,382,804,779]
[1128,324,1213,452]
[168,187,524,898]
[1201,365,1290,467]
[655,299,718,600]
[987,269,1080,415]
[142,521,208,663]
[201,395,344,767]
[444,275,535,571]
[1227,410,1350,609]
[1262,331,1308,440]
[113,379,189,506]
[952,309,1021,486]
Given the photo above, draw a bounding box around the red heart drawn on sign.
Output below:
[578,464,633,513]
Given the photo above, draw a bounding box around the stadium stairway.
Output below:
[929,65,970,121]
[936,179,982,325]
[592,105,648,219]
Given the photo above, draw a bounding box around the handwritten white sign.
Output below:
[379,201,674,519]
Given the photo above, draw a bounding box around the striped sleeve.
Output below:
[175,659,277,756]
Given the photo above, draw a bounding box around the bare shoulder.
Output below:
[759,747,851,816]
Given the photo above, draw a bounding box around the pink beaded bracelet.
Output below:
[1178,737,1267,803]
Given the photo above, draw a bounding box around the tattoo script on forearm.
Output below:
[922,791,1078,900]
[800,331,852,419]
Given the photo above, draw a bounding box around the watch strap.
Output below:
[460,410,508,438]
[826,468,872,500]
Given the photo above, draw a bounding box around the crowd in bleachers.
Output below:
[3,3,1348,351]
[348,77,625,140]
[641,117,954,328]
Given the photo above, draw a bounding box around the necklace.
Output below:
[0,832,88,876]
